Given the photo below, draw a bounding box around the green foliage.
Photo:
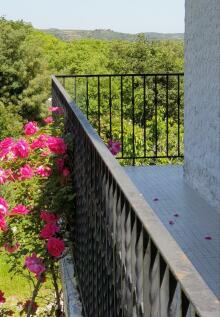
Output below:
[0,102,23,138]
[0,17,184,162]
[107,36,183,74]
[34,28,183,75]
[0,18,49,126]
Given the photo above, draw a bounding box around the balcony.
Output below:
[52,74,220,317]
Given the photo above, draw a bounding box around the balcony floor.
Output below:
[124,165,220,299]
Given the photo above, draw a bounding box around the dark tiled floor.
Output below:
[124,165,220,299]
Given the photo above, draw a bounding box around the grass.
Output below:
[0,255,56,316]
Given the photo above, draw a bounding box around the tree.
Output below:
[0,18,49,126]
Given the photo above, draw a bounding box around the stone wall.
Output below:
[184,0,220,211]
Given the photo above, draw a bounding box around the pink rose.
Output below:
[40,211,59,223]
[48,106,58,112]
[4,242,20,253]
[24,122,38,136]
[30,134,49,150]
[0,137,14,150]
[0,168,7,184]
[19,164,34,180]
[63,167,70,177]
[107,140,121,156]
[47,237,65,257]
[56,158,65,173]
[43,116,53,124]
[0,137,14,149]
[40,223,60,239]
[0,197,8,216]
[11,204,30,215]
[0,290,6,304]
[25,253,45,278]
[0,137,15,160]
[47,137,67,155]
[36,166,52,177]
[13,139,29,158]
[0,215,7,231]
[48,106,64,115]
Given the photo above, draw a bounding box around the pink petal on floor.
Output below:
[169,220,175,225]
[174,213,179,217]
[153,198,159,201]
[204,235,212,240]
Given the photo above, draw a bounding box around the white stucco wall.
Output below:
[184,0,220,211]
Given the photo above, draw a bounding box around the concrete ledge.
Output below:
[60,251,82,317]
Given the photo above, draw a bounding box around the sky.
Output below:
[1,0,185,34]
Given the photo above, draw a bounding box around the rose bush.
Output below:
[0,101,122,315]
[0,107,73,316]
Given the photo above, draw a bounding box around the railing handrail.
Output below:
[52,75,220,317]
[56,72,184,78]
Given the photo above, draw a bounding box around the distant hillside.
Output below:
[40,28,184,42]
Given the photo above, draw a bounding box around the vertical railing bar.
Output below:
[177,75,180,157]
[143,75,147,158]
[132,75,135,166]
[86,77,89,119]
[154,75,158,157]
[109,76,112,139]
[74,77,77,103]
[98,76,101,135]
[121,76,124,158]
[166,75,169,157]
[63,77,66,88]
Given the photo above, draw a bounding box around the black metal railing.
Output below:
[56,73,184,165]
[52,75,219,317]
